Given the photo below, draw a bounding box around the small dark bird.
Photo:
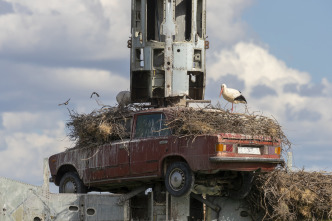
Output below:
[58,98,70,106]
[90,92,100,98]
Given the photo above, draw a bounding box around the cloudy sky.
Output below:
[0,0,331,190]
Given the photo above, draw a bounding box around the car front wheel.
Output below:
[165,162,194,197]
[59,172,87,193]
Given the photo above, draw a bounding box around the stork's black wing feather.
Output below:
[234,95,247,103]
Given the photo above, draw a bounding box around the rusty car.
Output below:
[49,107,284,198]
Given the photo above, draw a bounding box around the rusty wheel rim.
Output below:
[64,179,77,193]
[169,168,185,191]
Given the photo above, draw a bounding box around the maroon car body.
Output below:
[49,107,284,196]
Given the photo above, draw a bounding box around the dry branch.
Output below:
[247,170,332,220]
[66,105,290,151]
[66,106,136,148]
[165,107,291,150]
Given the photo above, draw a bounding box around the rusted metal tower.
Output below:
[129,0,208,105]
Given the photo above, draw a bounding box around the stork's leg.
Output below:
[231,103,234,112]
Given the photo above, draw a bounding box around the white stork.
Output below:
[219,84,247,112]
[116,91,131,107]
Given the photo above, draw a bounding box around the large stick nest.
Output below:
[165,106,290,149]
[247,170,332,220]
[66,105,290,150]
[66,106,135,148]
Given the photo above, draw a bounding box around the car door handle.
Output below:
[159,140,168,145]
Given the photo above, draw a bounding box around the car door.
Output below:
[85,117,132,183]
[130,112,171,176]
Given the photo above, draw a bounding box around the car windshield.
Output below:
[134,113,171,138]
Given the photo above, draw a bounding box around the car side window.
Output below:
[134,113,170,138]
[115,117,132,139]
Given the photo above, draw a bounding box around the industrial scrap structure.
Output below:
[129,0,208,105]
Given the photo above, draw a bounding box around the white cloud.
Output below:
[0,111,70,183]
[18,65,130,95]
[0,61,130,185]
[2,112,40,131]
[0,0,131,59]
[51,68,130,93]
[209,42,311,86]
[208,42,314,114]
[1,61,129,99]
[207,0,253,48]
[206,41,332,170]
[322,78,332,95]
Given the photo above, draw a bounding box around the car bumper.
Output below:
[209,156,284,164]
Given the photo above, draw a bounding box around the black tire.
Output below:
[229,172,253,199]
[59,172,87,193]
[165,162,194,197]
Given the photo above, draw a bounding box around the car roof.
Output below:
[135,106,219,114]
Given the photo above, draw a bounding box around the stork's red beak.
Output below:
[219,88,223,97]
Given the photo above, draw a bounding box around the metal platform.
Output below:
[0,160,129,221]
[0,159,254,221]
